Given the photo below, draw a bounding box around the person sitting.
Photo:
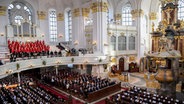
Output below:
[50,51,54,57]
[58,51,62,57]
[54,51,57,57]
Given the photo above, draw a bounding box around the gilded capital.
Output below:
[72,8,80,17]
[90,1,108,13]
[101,2,108,12]
[131,9,144,19]
[82,8,90,17]
[115,14,122,21]
[57,13,64,21]
[0,6,6,16]
[149,12,157,20]
[161,0,175,4]
[37,11,46,20]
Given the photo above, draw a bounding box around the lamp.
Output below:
[0,33,4,36]
[58,34,63,38]
[74,40,79,45]
[41,34,44,37]
[92,41,97,45]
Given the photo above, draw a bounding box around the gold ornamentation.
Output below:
[37,11,46,20]
[101,2,108,12]
[72,8,80,17]
[161,0,175,3]
[57,13,64,21]
[129,56,135,61]
[180,20,184,29]
[82,8,90,17]
[149,12,157,20]
[90,2,97,13]
[152,22,155,32]
[90,1,108,13]
[0,6,6,16]
[131,9,144,19]
[162,19,168,28]
[115,14,121,21]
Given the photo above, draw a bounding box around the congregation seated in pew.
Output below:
[108,86,184,104]
[41,69,117,99]
[0,75,67,104]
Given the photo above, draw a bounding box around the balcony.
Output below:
[0,55,108,79]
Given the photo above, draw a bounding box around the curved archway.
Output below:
[116,0,137,13]
[8,0,35,24]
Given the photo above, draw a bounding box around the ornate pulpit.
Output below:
[148,0,184,98]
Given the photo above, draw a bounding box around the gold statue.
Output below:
[180,20,184,29]
[161,28,166,35]
[162,19,168,28]
[152,22,155,32]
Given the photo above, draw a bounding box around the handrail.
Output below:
[0,55,108,79]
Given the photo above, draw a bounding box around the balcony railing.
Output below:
[0,55,108,79]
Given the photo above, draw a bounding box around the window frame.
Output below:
[49,9,58,42]
[122,4,132,26]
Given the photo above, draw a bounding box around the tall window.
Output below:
[107,9,110,24]
[65,10,72,41]
[122,5,132,25]
[118,36,126,50]
[129,36,135,50]
[49,9,57,42]
[178,0,184,20]
[111,36,116,50]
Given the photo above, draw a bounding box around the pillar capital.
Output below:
[37,11,47,20]
[82,8,90,17]
[72,8,81,17]
[90,1,108,13]
[57,13,64,21]
[149,12,157,20]
[0,6,6,16]
[131,9,144,19]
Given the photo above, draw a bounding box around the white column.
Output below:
[135,11,144,61]
[72,14,86,49]
[92,0,108,54]
[126,35,129,51]
[17,72,21,85]
[55,65,58,75]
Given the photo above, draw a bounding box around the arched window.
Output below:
[178,0,184,20]
[118,36,126,50]
[129,35,135,50]
[111,35,116,50]
[49,9,57,42]
[8,2,32,24]
[122,4,132,26]
[8,1,35,37]
[65,9,72,42]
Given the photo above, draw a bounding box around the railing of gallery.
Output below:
[0,56,108,79]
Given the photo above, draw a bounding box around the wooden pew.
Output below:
[87,83,121,103]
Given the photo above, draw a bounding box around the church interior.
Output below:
[0,0,184,103]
